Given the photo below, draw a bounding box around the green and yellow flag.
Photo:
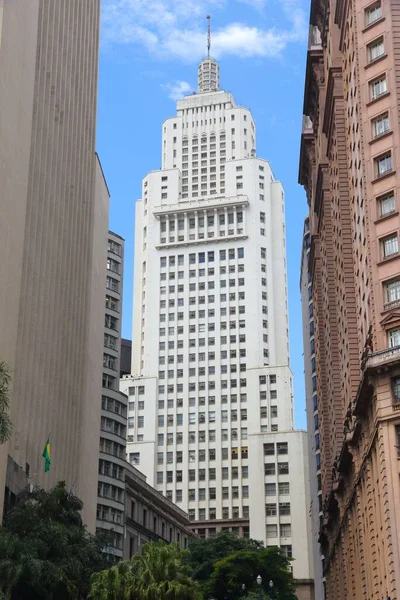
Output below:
[42,438,51,472]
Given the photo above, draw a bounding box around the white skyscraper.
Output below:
[121,50,313,596]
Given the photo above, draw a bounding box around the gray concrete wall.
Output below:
[0,0,104,529]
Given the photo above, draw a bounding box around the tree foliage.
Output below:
[0,482,110,600]
[90,541,201,600]
[89,562,134,600]
[0,361,13,444]
[187,530,263,584]
[205,547,296,600]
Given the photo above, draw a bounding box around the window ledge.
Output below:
[365,53,388,70]
[377,252,400,266]
[362,16,385,33]
[372,169,396,184]
[366,91,390,107]
[374,210,399,224]
[369,130,393,144]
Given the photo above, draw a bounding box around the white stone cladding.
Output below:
[121,59,312,583]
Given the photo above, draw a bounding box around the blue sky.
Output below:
[97,0,310,429]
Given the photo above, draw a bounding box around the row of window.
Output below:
[160,312,247,324]
[157,376,248,389]
[156,447,250,465]
[100,417,126,439]
[160,215,243,233]
[159,293,248,306]
[156,410,250,425]
[265,462,290,475]
[159,333,248,345]
[108,240,122,257]
[159,284,246,296]
[159,347,248,358]
[188,507,249,520]
[158,393,248,406]
[158,362,262,375]
[157,465,249,483]
[265,502,291,516]
[99,437,126,460]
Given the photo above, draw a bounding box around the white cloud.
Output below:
[101,0,307,61]
[162,80,194,101]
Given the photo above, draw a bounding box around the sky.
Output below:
[97,0,310,429]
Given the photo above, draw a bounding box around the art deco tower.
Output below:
[122,40,313,596]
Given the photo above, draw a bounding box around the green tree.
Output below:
[187,531,263,584]
[0,482,110,600]
[0,361,13,444]
[89,562,134,600]
[205,547,296,600]
[131,541,201,600]
[90,541,201,600]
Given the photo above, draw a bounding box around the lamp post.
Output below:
[269,580,274,600]
[242,584,246,594]
[256,575,262,600]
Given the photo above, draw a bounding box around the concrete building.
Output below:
[120,339,132,378]
[0,0,107,530]
[124,464,192,558]
[300,218,324,600]
[120,52,313,594]
[299,2,400,598]
[97,232,128,558]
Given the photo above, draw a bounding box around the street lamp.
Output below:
[269,580,274,600]
[256,575,262,600]
[242,584,246,593]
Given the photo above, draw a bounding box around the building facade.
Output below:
[300,218,325,600]
[124,464,193,558]
[120,56,313,591]
[97,232,128,558]
[0,0,107,530]
[299,1,400,598]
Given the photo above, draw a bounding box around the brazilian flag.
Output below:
[42,438,51,472]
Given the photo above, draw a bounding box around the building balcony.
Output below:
[384,298,400,311]
[366,345,400,370]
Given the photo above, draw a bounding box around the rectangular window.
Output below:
[370,75,387,100]
[385,278,400,306]
[266,524,278,538]
[365,1,382,25]
[373,113,390,138]
[279,502,291,516]
[378,191,395,217]
[265,503,277,516]
[278,463,289,475]
[368,37,384,62]
[265,483,276,496]
[264,443,275,455]
[277,442,288,455]
[279,482,290,495]
[280,524,291,537]
[382,234,398,258]
[265,463,275,475]
[388,328,400,348]
[375,152,392,177]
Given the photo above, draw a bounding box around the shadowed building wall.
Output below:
[0,0,107,530]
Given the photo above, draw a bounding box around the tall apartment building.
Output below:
[299,1,400,598]
[300,218,325,600]
[120,54,313,596]
[0,0,107,530]
[97,232,127,558]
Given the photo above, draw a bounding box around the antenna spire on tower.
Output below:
[207,15,211,59]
